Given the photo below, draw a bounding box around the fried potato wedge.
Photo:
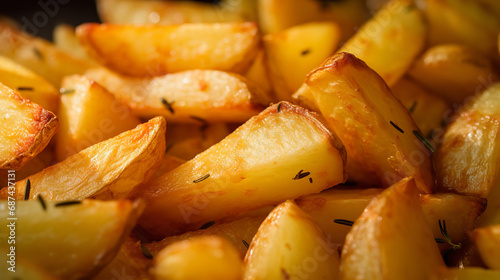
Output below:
[470,224,500,270]
[92,236,152,280]
[391,78,449,136]
[0,117,165,200]
[339,0,426,86]
[244,201,339,280]
[0,83,58,170]
[133,102,347,238]
[97,0,257,25]
[431,267,500,280]
[53,24,92,61]
[85,68,270,123]
[426,0,500,58]
[77,23,260,77]
[306,52,435,192]
[166,123,231,160]
[340,178,444,280]
[296,188,485,252]
[154,154,185,179]
[0,23,93,87]
[153,236,243,280]
[291,83,320,112]
[0,199,143,280]
[258,0,369,41]
[56,75,141,161]
[0,254,61,280]
[244,50,272,96]
[436,83,500,198]
[0,56,59,113]
[146,216,265,258]
[264,22,341,102]
[408,45,496,104]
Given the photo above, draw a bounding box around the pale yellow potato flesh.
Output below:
[296,188,485,252]
[85,68,270,123]
[470,224,500,270]
[146,216,266,258]
[0,23,93,87]
[436,83,500,198]
[0,199,143,280]
[340,178,444,279]
[56,75,141,161]
[258,0,369,42]
[244,200,340,280]
[244,50,272,96]
[96,0,257,25]
[53,24,92,61]
[0,83,58,170]
[153,236,243,280]
[0,56,59,113]
[391,78,449,137]
[133,102,346,238]
[0,253,61,280]
[77,22,260,77]
[0,117,166,200]
[408,44,496,104]
[426,0,500,58]
[339,0,426,86]
[264,22,341,102]
[306,52,435,193]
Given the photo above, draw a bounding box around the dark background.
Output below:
[0,0,221,40]
[0,1,100,40]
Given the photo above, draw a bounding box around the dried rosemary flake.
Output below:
[193,174,210,183]
[413,130,435,153]
[24,179,31,200]
[333,219,354,227]
[37,194,46,211]
[390,121,404,133]
[199,221,215,230]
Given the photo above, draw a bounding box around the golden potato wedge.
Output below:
[306,52,435,192]
[244,50,272,96]
[426,0,500,58]
[258,0,369,42]
[296,188,383,248]
[154,154,185,179]
[421,193,486,253]
[0,56,59,113]
[56,75,141,161]
[408,45,496,104]
[97,0,257,25]
[291,83,320,112]
[0,253,60,280]
[165,123,231,160]
[0,23,93,87]
[77,22,260,77]
[264,22,341,102]
[152,236,243,280]
[339,0,426,86]
[0,83,58,170]
[0,199,143,280]
[436,83,500,198]
[244,200,339,280]
[0,117,165,200]
[297,188,486,252]
[85,68,270,123]
[93,236,152,280]
[340,178,444,279]
[53,24,92,61]
[470,224,500,270]
[431,267,500,280]
[146,216,266,258]
[133,102,347,238]
[391,77,449,136]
